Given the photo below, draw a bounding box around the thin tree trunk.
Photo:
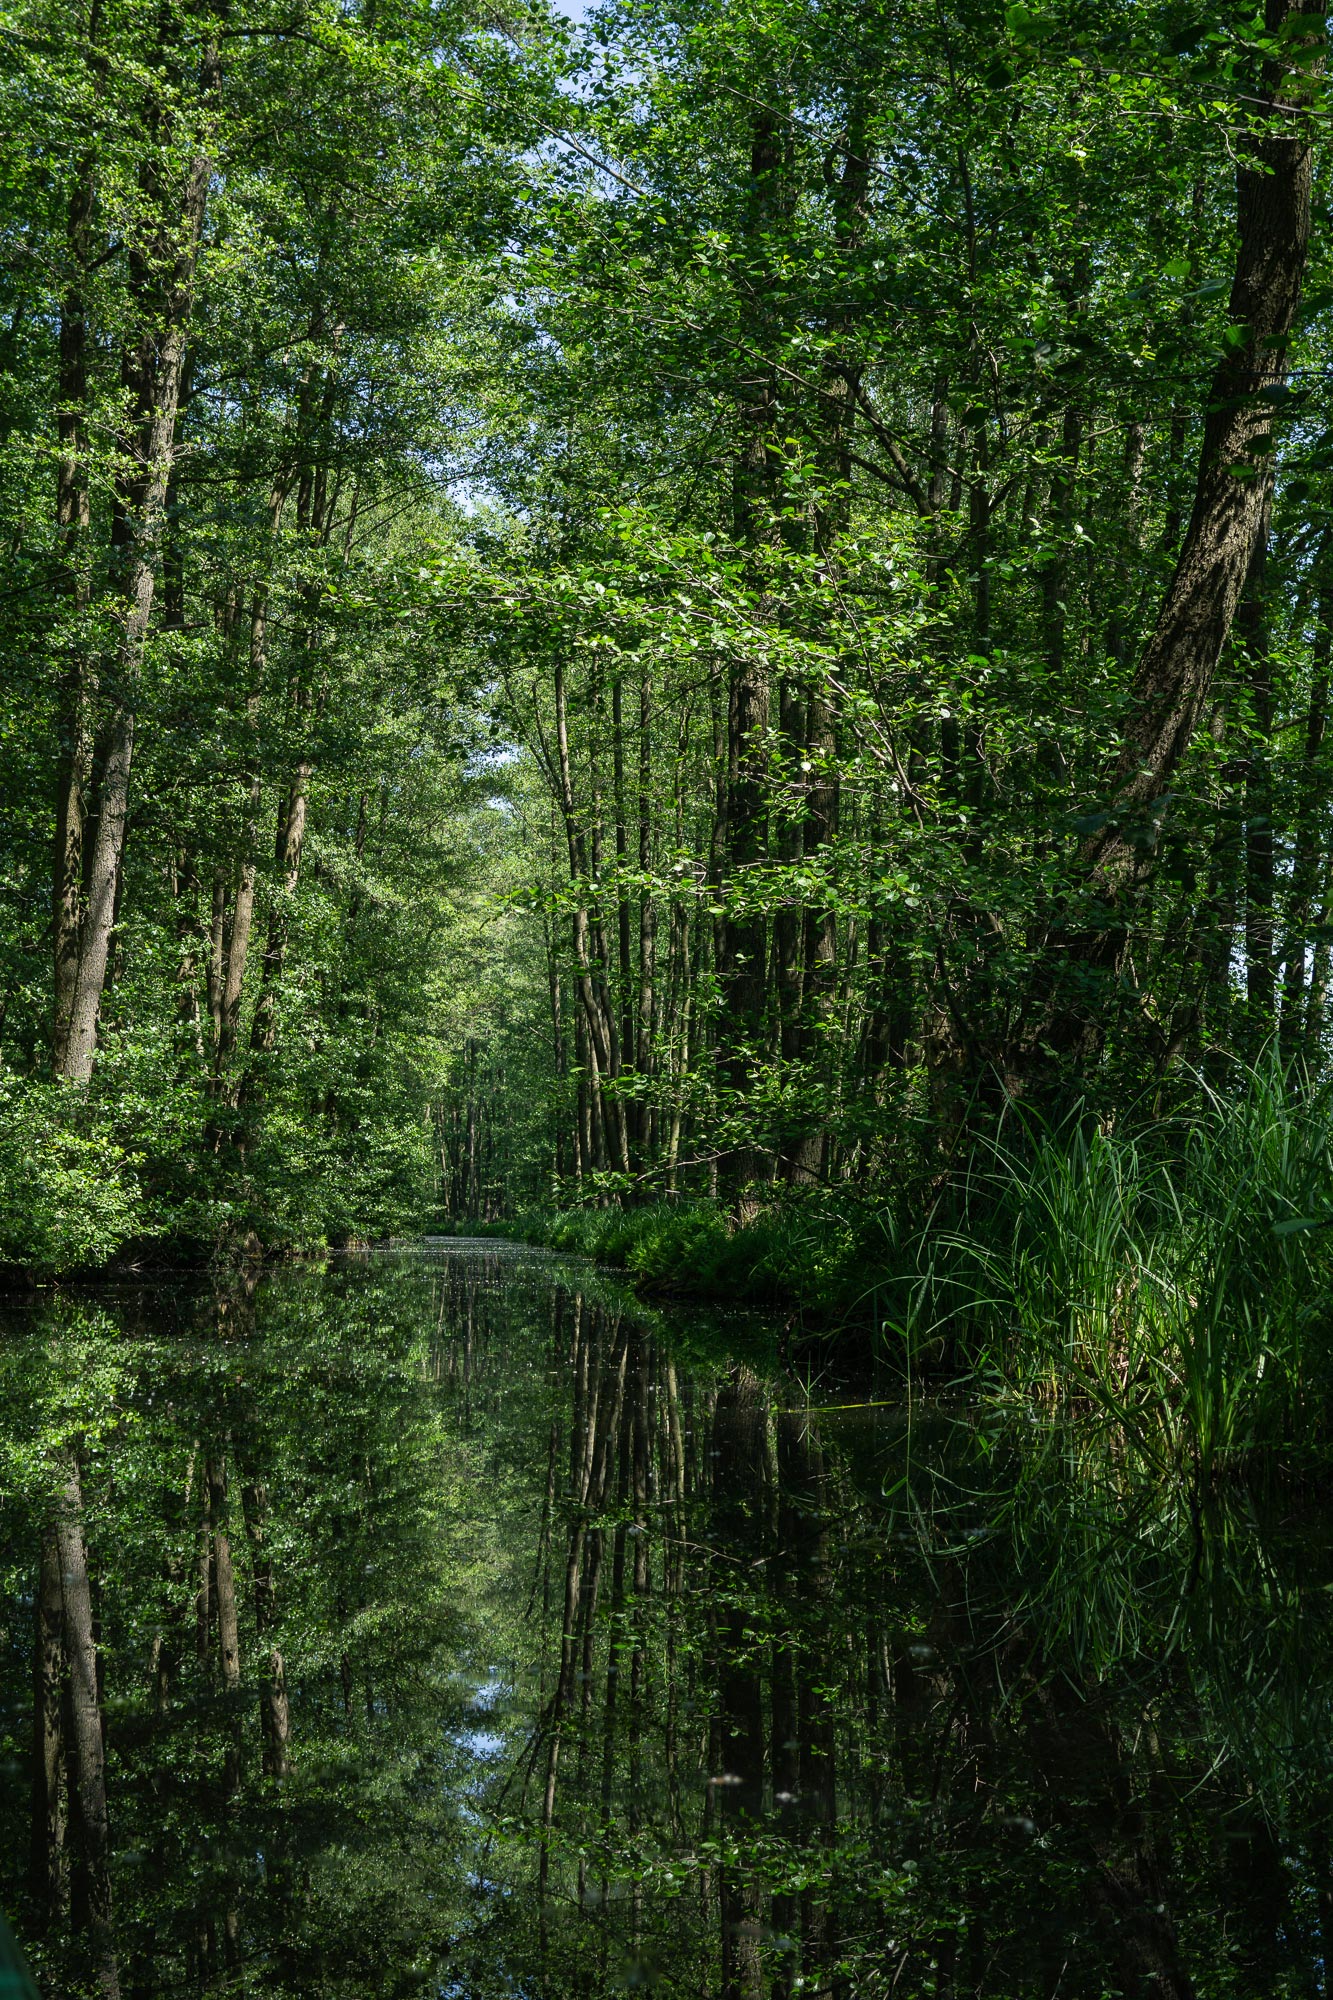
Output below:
[30,1527,67,1925]
[57,1455,120,1999]
[214,591,270,1077]
[239,1474,291,1779]
[207,1458,241,1693]
[1280,541,1333,1056]
[52,159,97,1069]
[1241,500,1276,1038]
[552,655,630,1174]
[636,671,657,1167]
[248,758,311,1057]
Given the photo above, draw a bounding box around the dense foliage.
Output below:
[8,9,1333,1992]
[446,0,1333,1218]
[3,0,1332,1259]
[0,0,548,1261]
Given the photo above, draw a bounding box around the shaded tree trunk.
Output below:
[29,1527,67,1926]
[1043,0,1328,1060]
[57,1455,120,1999]
[56,120,216,1084]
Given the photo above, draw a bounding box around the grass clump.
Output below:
[512,1062,1333,1464]
[871,1062,1333,1467]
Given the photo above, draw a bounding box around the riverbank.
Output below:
[466,1065,1333,1471]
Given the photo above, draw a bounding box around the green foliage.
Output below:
[525,1061,1333,1464]
[0,1078,147,1271]
[915,1061,1333,1467]
[524,1196,851,1301]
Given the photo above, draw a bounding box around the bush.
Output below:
[0,1077,148,1273]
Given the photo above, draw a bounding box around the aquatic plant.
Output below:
[529,1061,1333,1463]
[869,1059,1333,1466]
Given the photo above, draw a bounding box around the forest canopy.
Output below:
[1,0,1330,1265]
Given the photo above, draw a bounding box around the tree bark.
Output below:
[206,1458,241,1692]
[57,1455,120,1999]
[247,757,311,1057]
[29,1527,67,1925]
[551,653,630,1175]
[711,1369,768,2000]
[715,111,789,1208]
[1279,535,1333,1055]
[52,159,98,1070]
[56,125,216,1083]
[1046,0,1327,1054]
[1241,499,1276,1037]
[239,1473,291,1780]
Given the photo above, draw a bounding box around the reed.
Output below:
[523,1058,1333,1463]
[881,1057,1333,1469]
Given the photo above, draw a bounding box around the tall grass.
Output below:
[877,1060,1333,1467]
[517,1061,1333,1463]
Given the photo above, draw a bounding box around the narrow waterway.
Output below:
[3,1241,1332,1997]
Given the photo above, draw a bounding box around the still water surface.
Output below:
[3,1241,1332,1997]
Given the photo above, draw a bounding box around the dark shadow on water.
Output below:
[2,1243,1331,1996]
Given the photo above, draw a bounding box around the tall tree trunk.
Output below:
[716,110,789,1209]
[711,1370,768,2000]
[612,674,636,1153]
[56,116,216,1083]
[52,159,97,1069]
[248,756,311,1057]
[1241,499,1276,1041]
[214,586,272,1083]
[57,1455,120,1999]
[1279,539,1333,1056]
[784,108,867,1183]
[636,671,657,1166]
[29,1527,67,1925]
[1045,0,1327,1058]
[206,1456,243,1799]
[551,654,630,1175]
[239,1473,291,1780]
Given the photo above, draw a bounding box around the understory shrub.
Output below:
[0,1077,148,1272]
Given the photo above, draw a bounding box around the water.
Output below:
[3,1241,1332,1997]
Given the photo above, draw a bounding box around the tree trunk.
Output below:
[1241,500,1276,1040]
[56,132,215,1083]
[1046,0,1327,1056]
[248,758,311,1057]
[29,1527,67,1925]
[1279,538,1333,1056]
[52,159,97,1070]
[551,654,630,1175]
[57,1455,120,1999]
[715,111,789,1209]
[711,1370,768,2000]
[206,1457,241,1696]
[636,672,657,1166]
[239,1474,291,1780]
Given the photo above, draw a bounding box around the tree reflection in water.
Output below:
[2,1242,1331,1997]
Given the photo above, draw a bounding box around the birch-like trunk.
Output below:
[57,1455,120,1999]
[56,139,215,1083]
